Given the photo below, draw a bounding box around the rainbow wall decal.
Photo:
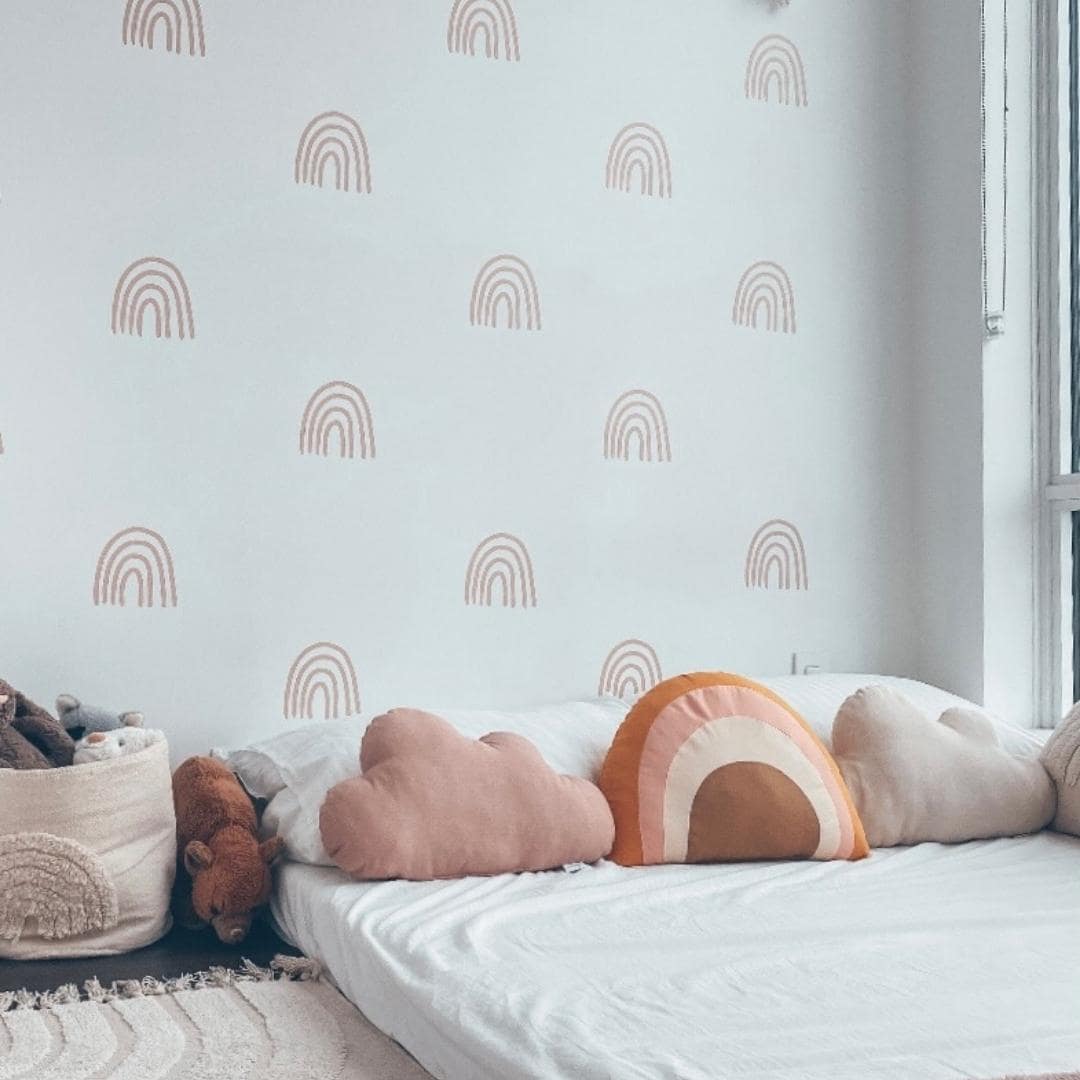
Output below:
[599,639,663,699]
[299,381,376,460]
[599,672,868,865]
[283,641,361,720]
[111,257,195,340]
[464,532,536,608]
[604,123,672,198]
[603,389,671,463]
[93,526,178,608]
[295,112,373,194]
[745,35,807,106]
[745,518,808,590]
[122,0,206,57]
[447,0,520,61]
[469,255,541,331]
[732,260,796,334]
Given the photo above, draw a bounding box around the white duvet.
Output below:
[272,833,1080,1080]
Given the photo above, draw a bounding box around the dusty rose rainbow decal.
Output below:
[605,123,672,198]
[299,381,376,460]
[122,0,206,57]
[111,257,195,340]
[745,518,807,590]
[295,112,373,194]
[93,526,177,608]
[603,389,671,463]
[283,641,361,720]
[732,261,796,334]
[469,255,541,331]
[447,0,520,61]
[599,639,663,699]
[464,532,536,608]
[599,673,868,866]
[745,35,807,106]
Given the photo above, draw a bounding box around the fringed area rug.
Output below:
[0,954,432,1079]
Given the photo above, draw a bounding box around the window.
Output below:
[1039,0,1080,722]
[1070,0,1080,705]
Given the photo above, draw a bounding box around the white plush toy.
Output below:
[74,726,165,765]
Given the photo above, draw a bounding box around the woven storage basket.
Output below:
[0,738,175,958]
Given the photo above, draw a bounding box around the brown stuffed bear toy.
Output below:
[0,678,75,769]
[172,756,285,944]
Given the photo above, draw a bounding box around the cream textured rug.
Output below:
[3,957,1073,1080]
[0,955,432,1079]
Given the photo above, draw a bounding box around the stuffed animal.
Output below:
[74,726,164,765]
[1042,702,1080,835]
[171,756,285,944]
[56,694,144,739]
[0,693,50,770]
[0,678,74,769]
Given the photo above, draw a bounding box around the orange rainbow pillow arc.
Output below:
[599,672,869,866]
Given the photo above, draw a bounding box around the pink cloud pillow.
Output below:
[319,709,615,881]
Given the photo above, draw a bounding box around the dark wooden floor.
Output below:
[0,917,301,993]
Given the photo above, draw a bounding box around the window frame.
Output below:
[1036,0,1077,726]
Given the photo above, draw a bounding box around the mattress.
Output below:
[272,833,1080,1080]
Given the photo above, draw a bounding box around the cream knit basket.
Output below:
[0,738,176,959]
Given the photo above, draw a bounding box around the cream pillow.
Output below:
[1041,701,1080,835]
[760,673,1046,756]
[832,685,1056,848]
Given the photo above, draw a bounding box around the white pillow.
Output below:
[214,715,368,801]
[261,785,327,864]
[436,697,629,779]
[237,697,629,865]
[211,746,287,801]
[252,729,373,864]
[757,673,1044,758]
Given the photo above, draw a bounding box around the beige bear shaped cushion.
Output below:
[832,685,1056,847]
[1041,700,1080,836]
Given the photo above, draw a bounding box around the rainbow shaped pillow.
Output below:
[599,672,869,866]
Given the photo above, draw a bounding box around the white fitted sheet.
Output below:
[272,833,1080,1080]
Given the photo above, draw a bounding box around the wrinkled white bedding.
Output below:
[272,833,1080,1080]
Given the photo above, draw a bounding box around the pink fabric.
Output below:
[319,709,615,881]
[636,684,856,863]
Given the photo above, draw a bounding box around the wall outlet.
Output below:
[791,652,826,676]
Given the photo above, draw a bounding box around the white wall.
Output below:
[905,0,1040,724]
[906,0,987,705]
[1,2,939,760]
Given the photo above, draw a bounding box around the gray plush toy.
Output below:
[56,694,144,738]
